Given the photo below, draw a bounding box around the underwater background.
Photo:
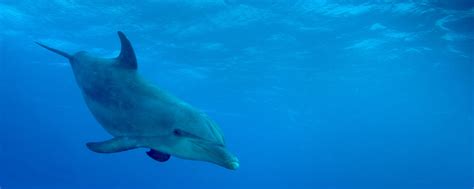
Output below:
[0,0,472,188]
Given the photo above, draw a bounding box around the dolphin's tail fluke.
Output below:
[35,42,72,60]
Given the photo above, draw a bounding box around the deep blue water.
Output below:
[0,1,473,189]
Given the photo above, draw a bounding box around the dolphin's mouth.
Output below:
[215,147,239,170]
[223,151,240,170]
[192,140,239,170]
[226,160,240,170]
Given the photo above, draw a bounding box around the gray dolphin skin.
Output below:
[36,31,239,170]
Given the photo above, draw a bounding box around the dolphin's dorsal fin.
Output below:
[116,31,137,70]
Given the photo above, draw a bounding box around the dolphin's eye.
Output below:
[173,129,203,140]
[173,129,183,136]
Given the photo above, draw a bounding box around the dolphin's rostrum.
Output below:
[36,31,239,170]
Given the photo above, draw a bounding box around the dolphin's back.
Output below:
[81,71,194,137]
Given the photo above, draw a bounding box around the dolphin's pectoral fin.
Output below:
[86,136,139,153]
[116,31,137,70]
[146,149,171,162]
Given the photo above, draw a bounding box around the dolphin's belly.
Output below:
[82,87,177,137]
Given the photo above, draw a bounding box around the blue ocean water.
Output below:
[0,0,472,188]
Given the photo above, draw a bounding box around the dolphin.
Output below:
[36,31,239,170]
